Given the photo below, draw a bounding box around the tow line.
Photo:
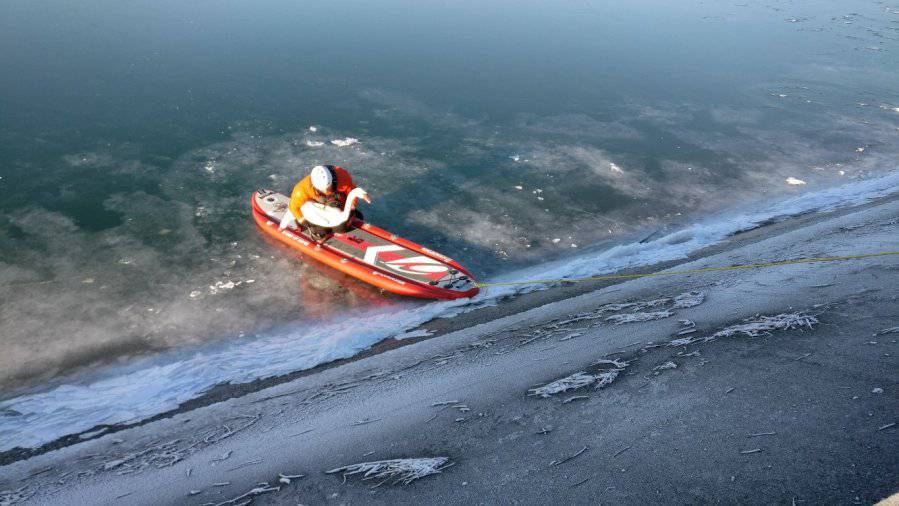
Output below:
[474,250,899,288]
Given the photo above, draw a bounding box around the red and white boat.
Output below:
[251,189,479,300]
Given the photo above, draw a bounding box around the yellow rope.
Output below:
[475,250,899,288]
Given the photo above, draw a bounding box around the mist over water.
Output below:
[1,0,898,437]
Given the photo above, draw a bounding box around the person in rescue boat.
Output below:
[279,165,371,237]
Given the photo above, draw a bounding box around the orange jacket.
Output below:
[288,166,356,221]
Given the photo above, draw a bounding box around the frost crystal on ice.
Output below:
[594,369,621,389]
[669,312,819,346]
[593,359,628,389]
[709,312,818,338]
[326,457,451,485]
[653,361,678,372]
[528,372,596,398]
[605,310,674,325]
[530,360,629,397]
[673,291,705,308]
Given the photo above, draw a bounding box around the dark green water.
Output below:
[1,0,897,390]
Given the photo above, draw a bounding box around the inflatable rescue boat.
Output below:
[251,189,479,300]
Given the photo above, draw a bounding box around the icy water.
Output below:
[1,0,898,450]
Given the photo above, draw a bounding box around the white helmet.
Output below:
[310,165,333,193]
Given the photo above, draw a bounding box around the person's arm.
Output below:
[288,181,310,221]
